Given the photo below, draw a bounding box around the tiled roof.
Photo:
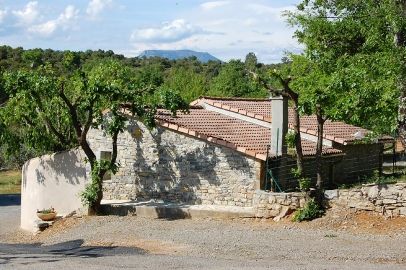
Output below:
[155,106,342,161]
[199,96,392,144]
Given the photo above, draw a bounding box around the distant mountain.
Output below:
[138,49,221,63]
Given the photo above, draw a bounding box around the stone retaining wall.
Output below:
[326,183,406,217]
[253,190,308,219]
[252,183,406,220]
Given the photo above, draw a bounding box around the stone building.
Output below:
[86,96,392,205]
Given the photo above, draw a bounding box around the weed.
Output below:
[293,199,324,222]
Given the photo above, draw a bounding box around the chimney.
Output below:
[270,95,288,156]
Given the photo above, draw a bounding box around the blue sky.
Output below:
[0,0,301,63]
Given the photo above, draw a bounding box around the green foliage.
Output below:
[158,88,189,116]
[244,52,258,71]
[80,159,119,206]
[161,67,207,102]
[208,59,268,98]
[286,1,404,135]
[291,167,302,178]
[285,130,296,149]
[298,177,312,191]
[360,170,397,186]
[37,207,55,214]
[292,199,324,222]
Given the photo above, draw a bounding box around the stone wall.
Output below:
[87,119,262,207]
[251,183,406,220]
[253,190,308,219]
[325,183,406,217]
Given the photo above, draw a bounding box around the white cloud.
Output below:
[200,1,230,11]
[131,19,203,43]
[12,1,39,25]
[0,9,7,24]
[86,0,112,18]
[129,1,299,63]
[28,5,79,37]
[247,3,295,21]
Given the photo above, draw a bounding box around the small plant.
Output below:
[285,130,296,149]
[292,199,324,222]
[291,167,301,178]
[298,177,312,191]
[324,234,337,238]
[37,207,55,214]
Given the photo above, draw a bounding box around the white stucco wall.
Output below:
[21,149,88,232]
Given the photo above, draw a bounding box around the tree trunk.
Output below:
[292,98,305,177]
[279,77,305,177]
[88,169,105,215]
[315,105,325,189]
[87,129,119,215]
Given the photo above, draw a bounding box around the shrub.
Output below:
[285,130,296,149]
[298,177,312,191]
[292,199,324,222]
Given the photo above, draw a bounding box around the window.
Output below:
[100,151,112,181]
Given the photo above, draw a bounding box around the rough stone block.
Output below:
[367,186,379,199]
[268,196,276,204]
[273,206,293,222]
[383,199,397,205]
[348,201,374,211]
[324,189,338,200]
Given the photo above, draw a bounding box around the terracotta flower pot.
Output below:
[37,212,57,221]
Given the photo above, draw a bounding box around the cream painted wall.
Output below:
[21,149,88,232]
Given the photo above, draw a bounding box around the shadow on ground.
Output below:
[0,239,146,266]
[0,194,20,206]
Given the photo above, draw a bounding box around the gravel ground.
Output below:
[2,207,406,270]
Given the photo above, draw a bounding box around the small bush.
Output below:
[285,130,296,149]
[298,177,312,191]
[292,199,324,222]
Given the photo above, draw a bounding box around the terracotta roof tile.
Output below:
[156,107,342,160]
[200,97,392,144]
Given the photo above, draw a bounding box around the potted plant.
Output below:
[37,207,57,221]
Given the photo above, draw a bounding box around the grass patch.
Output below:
[0,170,21,194]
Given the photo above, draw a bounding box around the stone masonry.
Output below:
[87,119,261,207]
[326,183,406,217]
[253,190,308,219]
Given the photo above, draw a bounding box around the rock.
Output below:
[383,199,397,205]
[273,206,293,222]
[348,201,374,211]
[324,189,338,200]
[367,186,379,199]
[35,220,53,231]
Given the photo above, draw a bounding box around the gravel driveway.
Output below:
[1,208,405,270]
[0,194,20,238]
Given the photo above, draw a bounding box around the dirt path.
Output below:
[2,207,406,269]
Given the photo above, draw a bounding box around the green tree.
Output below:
[286,0,406,188]
[244,52,258,72]
[162,67,207,102]
[1,58,188,214]
[287,0,403,135]
[208,60,267,98]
